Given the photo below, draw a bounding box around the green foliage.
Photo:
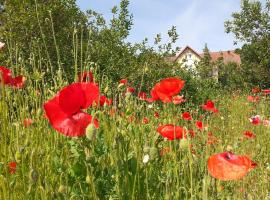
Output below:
[0,0,87,76]
[225,0,270,87]
[197,44,213,79]
[218,61,247,89]
[1,1,270,198]
[0,0,180,88]
[1,67,270,199]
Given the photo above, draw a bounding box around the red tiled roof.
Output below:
[166,47,241,65]
[200,50,241,65]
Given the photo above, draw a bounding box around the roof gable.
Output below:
[174,46,202,62]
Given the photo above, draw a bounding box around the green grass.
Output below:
[0,69,270,200]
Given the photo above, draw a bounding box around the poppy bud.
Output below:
[0,162,3,173]
[84,148,91,160]
[29,169,39,183]
[144,66,149,72]
[86,175,91,184]
[104,86,109,94]
[86,124,96,141]
[58,185,67,194]
[179,138,189,150]
[118,83,125,89]
[15,151,22,163]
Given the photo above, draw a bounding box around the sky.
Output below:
[76,0,244,52]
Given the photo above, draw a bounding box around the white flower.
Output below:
[0,42,5,50]
[147,104,153,109]
[263,120,270,127]
[142,154,150,164]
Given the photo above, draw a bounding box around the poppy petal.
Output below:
[151,78,185,103]
[157,124,186,140]
[44,95,98,137]
[0,66,12,84]
[208,152,256,181]
[59,83,85,115]
[80,82,100,109]
[9,76,26,88]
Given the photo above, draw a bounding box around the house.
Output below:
[167,45,241,79]
[168,46,202,72]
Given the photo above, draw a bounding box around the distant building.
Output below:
[167,45,241,76]
[169,46,201,71]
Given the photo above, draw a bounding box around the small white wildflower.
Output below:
[263,120,270,127]
[0,42,5,50]
[147,104,153,109]
[142,154,150,164]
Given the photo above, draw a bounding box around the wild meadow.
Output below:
[1,0,270,199]
[0,56,270,199]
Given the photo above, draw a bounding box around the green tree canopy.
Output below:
[197,44,213,79]
[225,0,270,87]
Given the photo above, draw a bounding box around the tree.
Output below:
[225,0,270,87]
[197,44,213,79]
[0,0,180,88]
[0,0,87,76]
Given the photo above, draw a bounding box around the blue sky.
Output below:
[77,0,244,52]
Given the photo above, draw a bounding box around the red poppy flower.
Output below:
[157,124,187,140]
[159,147,171,156]
[262,89,270,95]
[196,121,204,130]
[252,87,260,93]
[128,115,135,123]
[8,162,17,174]
[202,100,218,113]
[126,87,135,93]
[142,117,149,124]
[243,131,256,139]
[95,95,112,107]
[145,97,155,103]
[207,132,219,145]
[10,76,26,88]
[172,95,186,104]
[78,71,93,82]
[150,77,185,103]
[184,129,196,138]
[138,92,147,100]
[154,111,159,118]
[249,115,261,125]
[182,112,192,121]
[0,66,12,84]
[44,83,99,137]
[23,118,34,127]
[119,79,128,85]
[0,66,26,88]
[247,95,260,103]
[207,152,257,181]
[109,108,117,117]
